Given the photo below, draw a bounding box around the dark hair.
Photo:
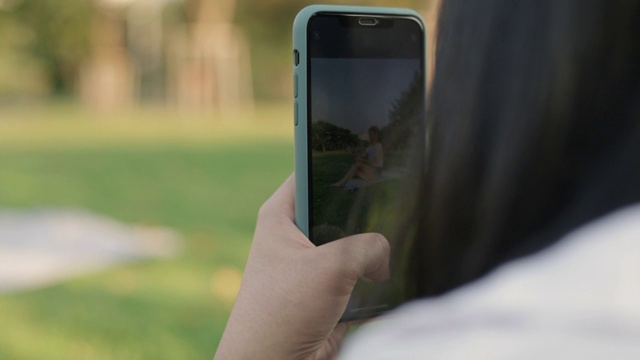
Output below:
[368,126,381,141]
[405,0,640,298]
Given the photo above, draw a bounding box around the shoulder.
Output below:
[340,204,640,360]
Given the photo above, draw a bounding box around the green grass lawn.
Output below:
[0,103,293,359]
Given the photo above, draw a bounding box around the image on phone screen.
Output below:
[305,13,425,319]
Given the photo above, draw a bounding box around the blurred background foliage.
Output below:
[0,0,91,99]
[0,0,434,358]
[0,0,430,103]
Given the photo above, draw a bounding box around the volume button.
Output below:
[294,74,298,98]
[294,100,298,126]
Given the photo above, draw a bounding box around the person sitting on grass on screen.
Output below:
[332,126,383,187]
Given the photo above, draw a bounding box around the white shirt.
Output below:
[365,143,384,168]
[340,204,640,359]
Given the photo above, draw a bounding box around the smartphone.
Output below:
[293,5,426,320]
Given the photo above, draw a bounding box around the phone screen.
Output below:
[306,13,425,319]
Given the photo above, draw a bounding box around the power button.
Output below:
[294,100,298,126]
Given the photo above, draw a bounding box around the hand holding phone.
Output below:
[214,175,390,360]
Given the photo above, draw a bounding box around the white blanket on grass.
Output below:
[0,209,182,293]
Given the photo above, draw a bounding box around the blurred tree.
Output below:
[312,120,360,152]
[10,0,91,96]
[383,70,424,151]
[0,4,49,99]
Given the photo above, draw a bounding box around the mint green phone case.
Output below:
[293,5,426,237]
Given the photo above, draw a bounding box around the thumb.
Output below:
[317,233,391,282]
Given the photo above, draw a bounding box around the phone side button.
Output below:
[294,74,298,98]
[294,100,298,126]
